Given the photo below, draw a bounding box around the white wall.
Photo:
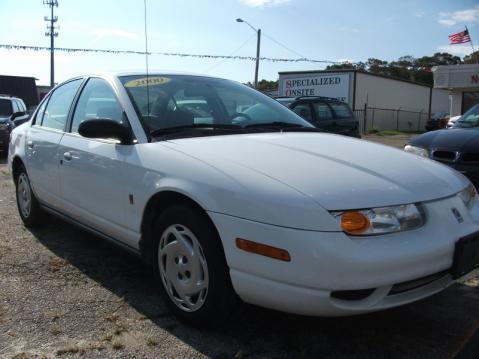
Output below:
[449,92,463,116]
[355,72,430,112]
[430,88,450,114]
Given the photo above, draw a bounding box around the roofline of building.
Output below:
[0,75,38,81]
[277,69,433,88]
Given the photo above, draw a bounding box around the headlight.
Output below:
[331,204,425,236]
[458,184,477,209]
[0,123,9,130]
[404,145,429,158]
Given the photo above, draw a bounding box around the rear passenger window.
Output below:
[71,78,123,133]
[34,97,49,125]
[330,103,353,119]
[313,103,333,121]
[41,79,82,130]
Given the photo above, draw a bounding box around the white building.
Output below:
[432,64,479,116]
[278,69,450,114]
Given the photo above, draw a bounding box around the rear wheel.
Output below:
[151,204,237,327]
[15,166,43,227]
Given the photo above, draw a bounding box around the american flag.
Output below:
[449,29,471,44]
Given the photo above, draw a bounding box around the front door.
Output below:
[58,77,135,246]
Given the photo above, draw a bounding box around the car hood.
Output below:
[163,132,468,210]
[410,128,479,152]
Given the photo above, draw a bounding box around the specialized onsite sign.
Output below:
[279,73,350,103]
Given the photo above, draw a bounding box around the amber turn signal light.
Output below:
[236,238,291,262]
[340,211,370,235]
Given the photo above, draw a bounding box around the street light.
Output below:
[236,18,261,89]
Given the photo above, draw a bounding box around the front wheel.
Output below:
[152,205,237,327]
[15,166,43,227]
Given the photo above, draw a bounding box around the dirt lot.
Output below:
[1,135,479,358]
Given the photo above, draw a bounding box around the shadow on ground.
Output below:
[28,216,479,358]
[0,153,7,165]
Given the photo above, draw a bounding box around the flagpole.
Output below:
[465,26,479,64]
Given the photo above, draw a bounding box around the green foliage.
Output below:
[464,51,479,64]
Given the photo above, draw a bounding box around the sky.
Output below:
[0,0,478,86]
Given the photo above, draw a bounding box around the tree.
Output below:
[464,51,479,64]
[246,79,278,91]
[366,58,388,74]
[325,62,366,71]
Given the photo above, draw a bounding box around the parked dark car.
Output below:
[405,103,479,188]
[276,96,360,138]
[0,95,29,153]
[425,111,449,131]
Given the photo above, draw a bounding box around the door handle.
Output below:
[63,152,73,161]
[27,140,34,149]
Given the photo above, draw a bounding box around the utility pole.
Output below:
[44,0,59,88]
[236,18,261,89]
[255,29,261,89]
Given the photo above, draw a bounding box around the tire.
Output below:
[151,204,237,327]
[15,165,43,228]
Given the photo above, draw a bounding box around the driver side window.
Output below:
[71,78,123,133]
[291,103,312,122]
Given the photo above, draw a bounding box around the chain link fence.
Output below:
[354,106,429,134]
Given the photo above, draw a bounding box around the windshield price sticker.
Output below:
[125,76,171,88]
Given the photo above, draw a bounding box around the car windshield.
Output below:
[454,104,479,128]
[120,75,312,137]
[0,99,13,117]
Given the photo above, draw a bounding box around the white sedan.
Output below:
[8,72,479,327]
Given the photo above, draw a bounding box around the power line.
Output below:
[0,43,340,64]
[204,34,256,73]
[43,0,58,87]
[262,32,309,60]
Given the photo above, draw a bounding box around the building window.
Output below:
[462,92,479,114]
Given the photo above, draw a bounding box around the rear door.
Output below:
[26,79,83,208]
[328,102,359,136]
[311,101,335,132]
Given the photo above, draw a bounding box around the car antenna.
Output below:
[143,0,150,117]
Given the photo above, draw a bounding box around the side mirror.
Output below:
[78,119,133,145]
[11,111,25,120]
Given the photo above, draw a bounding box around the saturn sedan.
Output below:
[8,72,479,327]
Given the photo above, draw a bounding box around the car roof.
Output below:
[95,71,222,79]
[275,96,346,103]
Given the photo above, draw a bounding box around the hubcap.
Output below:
[17,173,32,219]
[158,224,209,312]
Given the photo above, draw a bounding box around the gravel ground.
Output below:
[0,135,478,358]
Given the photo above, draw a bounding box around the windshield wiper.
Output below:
[150,123,242,137]
[245,121,304,129]
[245,121,319,132]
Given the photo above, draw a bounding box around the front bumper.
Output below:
[209,195,479,316]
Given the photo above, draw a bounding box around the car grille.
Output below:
[431,150,457,162]
[461,153,479,163]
